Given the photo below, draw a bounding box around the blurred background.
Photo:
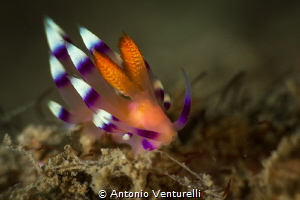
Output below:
[1,1,300,135]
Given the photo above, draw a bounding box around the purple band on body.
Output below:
[93,41,111,54]
[175,97,191,127]
[141,139,156,151]
[54,72,69,88]
[155,89,164,102]
[173,69,192,130]
[62,35,72,44]
[52,45,68,59]
[76,57,95,75]
[84,88,99,107]
[136,129,159,140]
[164,101,171,111]
[101,123,112,132]
[107,122,118,130]
[58,107,70,122]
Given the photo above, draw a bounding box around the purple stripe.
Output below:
[127,132,133,138]
[100,122,118,133]
[93,41,110,54]
[101,123,112,132]
[107,122,118,130]
[136,129,159,140]
[52,45,68,59]
[164,101,171,111]
[84,89,99,107]
[155,89,164,102]
[173,69,192,130]
[54,72,69,88]
[58,108,70,122]
[62,35,73,44]
[176,97,191,127]
[77,58,94,75]
[111,115,120,122]
[141,139,156,151]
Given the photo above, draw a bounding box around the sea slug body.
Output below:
[44,17,192,154]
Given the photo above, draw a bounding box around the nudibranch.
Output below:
[44,17,191,154]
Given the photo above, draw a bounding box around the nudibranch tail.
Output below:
[45,17,192,155]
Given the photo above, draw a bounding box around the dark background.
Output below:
[1,1,300,133]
